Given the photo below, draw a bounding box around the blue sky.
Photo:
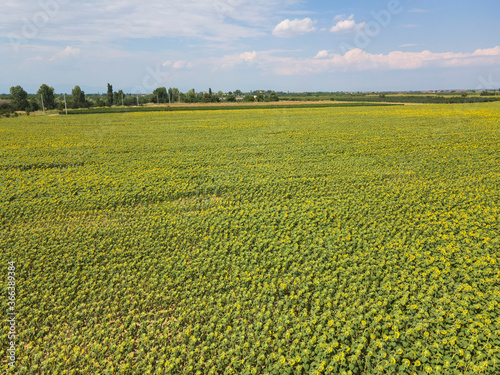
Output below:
[1,0,500,94]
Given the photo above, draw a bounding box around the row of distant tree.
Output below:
[8,84,88,114]
[6,84,280,114]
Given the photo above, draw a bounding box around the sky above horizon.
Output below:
[1,0,500,94]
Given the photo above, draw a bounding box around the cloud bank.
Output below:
[209,46,500,75]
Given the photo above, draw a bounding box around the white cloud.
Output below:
[272,18,317,37]
[473,46,500,56]
[315,50,329,58]
[49,46,80,62]
[399,44,417,48]
[209,50,260,69]
[172,60,193,69]
[63,46,80,56]
[330,15,365,33]
[239,51,257,62]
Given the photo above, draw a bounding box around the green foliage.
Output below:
[2,103,499,374]
[200,93,220,103]
[203,92,212,103]
[71,85,86,109]
[123,95,137,106]
[36,84,55,110]
[152,87,168,103]
[0,99,14,117]
[268,91,279,102]
[226,94,236,102]
[186,89,197,103]
[0,99,10,110]
[29,98,39,112]
[113,90,125,106]
[168,87,180,103]
[95,97,106,107]
[107,83,113,106]
[9,85,29,111]
[243,94,255,102]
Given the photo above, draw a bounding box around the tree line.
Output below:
[5,84,280,115]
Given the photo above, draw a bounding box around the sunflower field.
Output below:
[1,103,499,374]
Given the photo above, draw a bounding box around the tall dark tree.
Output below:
[9,85,29,111]
[71,85,86,108]
[107,83,113,106]
[37,84,55,110]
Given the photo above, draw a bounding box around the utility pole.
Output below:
[64,94,68,115]
[157,92,159,105]
[40,94,45,114]
[122,93,124,106]
[136,94,139,106]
